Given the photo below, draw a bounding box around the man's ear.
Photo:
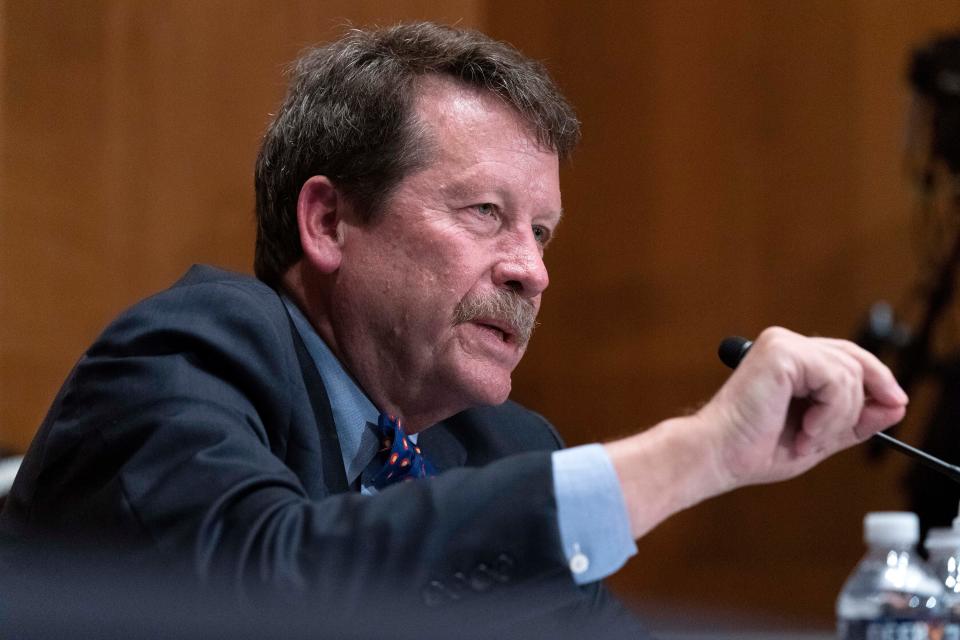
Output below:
[297,175,346,274]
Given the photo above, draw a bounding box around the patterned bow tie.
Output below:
[370,413,437,489]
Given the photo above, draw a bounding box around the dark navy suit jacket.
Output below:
[0,265,645,635]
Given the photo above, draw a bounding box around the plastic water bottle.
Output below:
[837,512,943,639]
[926,519,960,640]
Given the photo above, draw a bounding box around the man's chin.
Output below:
[441,341,519,408]
[476,384,511,407]
[451,370,513,409]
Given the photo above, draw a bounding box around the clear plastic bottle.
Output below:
[926,524,960,640]
[837,512,943,639]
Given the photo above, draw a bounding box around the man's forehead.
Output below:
[412,76,551,156]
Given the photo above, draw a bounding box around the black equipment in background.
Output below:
[857,33,960,537]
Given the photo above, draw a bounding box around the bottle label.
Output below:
[837,619,936,640]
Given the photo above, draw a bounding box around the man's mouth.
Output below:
[473,319,515,344]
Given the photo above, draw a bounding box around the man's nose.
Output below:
[492,231,550,299]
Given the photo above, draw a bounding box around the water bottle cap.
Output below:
[864,511,919,545]
[926,526,960,551]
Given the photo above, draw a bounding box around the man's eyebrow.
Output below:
[438,174,488,199]
[542,208,564,226]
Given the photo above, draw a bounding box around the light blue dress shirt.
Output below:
[282,296,636,584]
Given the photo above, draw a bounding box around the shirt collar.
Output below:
[281,295,381,486]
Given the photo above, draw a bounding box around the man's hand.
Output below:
[700,327,908,487]
[604,327,908,540]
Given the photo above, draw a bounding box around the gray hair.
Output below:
[253,21,580,285]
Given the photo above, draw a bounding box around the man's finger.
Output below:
[820,338,908,407]
[856,403,908,440]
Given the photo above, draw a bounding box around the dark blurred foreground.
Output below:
[0,536,653,640]
[0,535,838,639]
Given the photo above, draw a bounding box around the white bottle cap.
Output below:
[864,512,919,546]
[926,526,960,551]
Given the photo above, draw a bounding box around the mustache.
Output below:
[453,288,539,346]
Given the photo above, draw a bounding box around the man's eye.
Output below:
[532,225,551,246]
[473,203,498,218]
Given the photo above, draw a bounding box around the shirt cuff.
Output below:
[551,443,637,585]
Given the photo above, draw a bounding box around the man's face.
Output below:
[328,78,562,426]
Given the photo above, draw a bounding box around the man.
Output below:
[0,21,906,633]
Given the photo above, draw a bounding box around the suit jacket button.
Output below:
[451,571,469,592]
[422,580,447,607]
[469,564,494,592]
[493,553,515,582]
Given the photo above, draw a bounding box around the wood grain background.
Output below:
[3,0,959,628]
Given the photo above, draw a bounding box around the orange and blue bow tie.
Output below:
[370,414,437,489]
